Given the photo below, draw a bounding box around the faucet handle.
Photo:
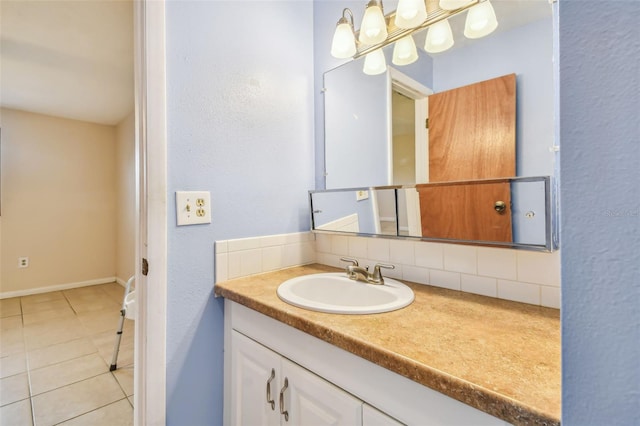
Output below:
[374,263,395,271]
[371,263,395,284]
[340,257,359,267]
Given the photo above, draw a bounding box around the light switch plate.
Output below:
[176,191,211,226]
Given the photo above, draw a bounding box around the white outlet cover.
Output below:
[176,191,211,226]
[356,190,369,201]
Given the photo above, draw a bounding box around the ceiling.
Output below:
[1,0,134,126]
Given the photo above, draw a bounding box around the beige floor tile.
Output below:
[58,398,133,426]
[22,304,76,326]
[0,315,23,331]
[32,373,125,426]
[21,298,71,315]
[63,285,108,297]
[21,291,65,305]
[76,308,122,335]
[27,337,98,371]
[95,333,134,368]
[30,353,108,396]
[23,317,87,350]
[0,328,25,357]
[112,365,134,396]
[68,299,121,315]
[0,398,33,426]
[97,344,134,369]
[97,283,126,304]
[0,352,27,379]
[127,395,134,407]
[0,373,30,406]
[64,285,106,295]
[90,321,134,349]
[0,298,22,318]
[64,291,107,304]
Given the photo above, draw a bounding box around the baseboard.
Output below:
[0,277,117,299]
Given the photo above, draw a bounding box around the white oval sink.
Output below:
[277,273,414,314]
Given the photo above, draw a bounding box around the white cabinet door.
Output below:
[231,331,281,426]
[281,358,362,426]
[363,404,404,426]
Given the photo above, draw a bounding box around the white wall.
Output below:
[0,108,117,297]
[115,111,135,284]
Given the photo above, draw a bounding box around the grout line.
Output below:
[50,397,131,426]
[20,302,37,426]
[61,291,79,316]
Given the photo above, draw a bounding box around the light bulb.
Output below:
[363,50,387,75]
[392,36,418,66]
[395,0,427,29]
[331,22,357,58]
[359,1,388,45]
[439,0,472,10]
[464,0,498,39]
[424,19,454,53]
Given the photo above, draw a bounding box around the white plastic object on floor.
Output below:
[110,275,135,371]
[124,290,136,320]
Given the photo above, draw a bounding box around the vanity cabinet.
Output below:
[230,330,362,425]
[224,300,508,426]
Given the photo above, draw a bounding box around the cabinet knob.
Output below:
[266,368,276,410]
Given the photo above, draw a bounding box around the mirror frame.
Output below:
[310,176,557,252]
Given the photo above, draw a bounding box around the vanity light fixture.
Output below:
[395,0,428,29]
[363,50,387,75]
[330,8,357,59]
[439,0,473,11]
[464,0,498,39]
[359,0,388,45]
[424,19,454,53]
[330,0,499,73]
[392,35,419,65]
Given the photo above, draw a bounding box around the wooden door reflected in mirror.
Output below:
[418,73,516,240]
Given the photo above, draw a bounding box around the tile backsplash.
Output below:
[215,232,316,283]
[215,232,560,309]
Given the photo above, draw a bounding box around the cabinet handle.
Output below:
[279,377,289,421]
[266,368,276,410]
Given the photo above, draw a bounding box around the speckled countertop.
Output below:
[214,264,561,426]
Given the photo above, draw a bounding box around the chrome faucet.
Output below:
[340,257,395,285]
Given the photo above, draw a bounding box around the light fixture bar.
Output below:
[353,0,483,59]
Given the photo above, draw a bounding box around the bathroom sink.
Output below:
[277,273,414,314]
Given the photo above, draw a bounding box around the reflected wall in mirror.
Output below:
[323,0,554,189]
[311,176,552,251]
[311,188,397,236]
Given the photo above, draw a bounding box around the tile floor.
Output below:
[1,283,134,425]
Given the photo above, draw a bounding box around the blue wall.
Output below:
[161,0,640,424]
[433,18,555,178]
[560,0,640,424]
[165,1,314,424]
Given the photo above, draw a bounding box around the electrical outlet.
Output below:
[176,191,211,226]
[18,257,29,268]
[356,190,369,201]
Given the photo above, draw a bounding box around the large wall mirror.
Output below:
[323,0,555,189]
[319,0,557,249]
[311,176,554,251]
